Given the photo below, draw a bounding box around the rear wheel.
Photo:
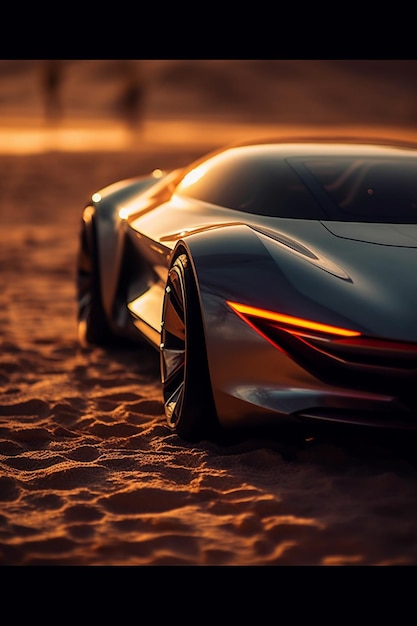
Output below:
[76,215,114,346]
[160,253,219,442]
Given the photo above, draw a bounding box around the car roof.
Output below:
[184,136,417,173]
[224,137,417,157]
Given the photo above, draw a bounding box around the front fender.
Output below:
[171,225,289,421]
[172,223,282,357]
[174,223,287,312]
[84,175,159,318]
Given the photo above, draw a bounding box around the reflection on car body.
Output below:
[76,138,417,441]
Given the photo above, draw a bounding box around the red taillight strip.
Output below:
[227,301,361,338]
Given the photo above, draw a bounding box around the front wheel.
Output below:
[160,253,219,442]
[76,214,114,347]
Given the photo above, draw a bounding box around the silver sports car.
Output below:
[76,138,417,441]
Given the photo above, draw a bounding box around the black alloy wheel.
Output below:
[76,213,114,347]
[160,253,218,441]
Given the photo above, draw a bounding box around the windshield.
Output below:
[297,158,417,223]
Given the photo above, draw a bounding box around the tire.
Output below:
[76,216,114,347]
[160,253,219,442]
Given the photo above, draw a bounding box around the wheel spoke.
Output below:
[163,292,185,342]
[160,347,185,383]
[164,274,185,340]
[164,379,184,424]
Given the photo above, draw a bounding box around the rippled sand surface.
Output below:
[2,141,417,565]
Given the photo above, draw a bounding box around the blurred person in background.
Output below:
[116,60,145,132]
[40,60,64,123]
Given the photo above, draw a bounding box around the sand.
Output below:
[2,138,417,566]
[3,60,417,566]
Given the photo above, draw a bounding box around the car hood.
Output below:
[320,222,417,246]
[252,220,417,269]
